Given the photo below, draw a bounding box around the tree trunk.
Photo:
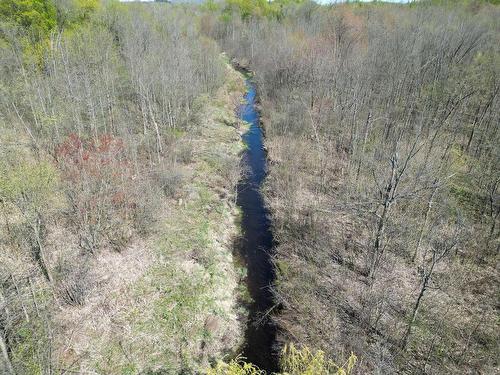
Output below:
[402,258,436,349]
[412,185,438,263]
[369,155,397,280]
[0,330,14,375]
[356,110,371,183]
[31,215,53,284]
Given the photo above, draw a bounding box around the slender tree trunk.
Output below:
[0,290,14,374]
[412,185,438,263]
[11,276,29,322]
[31,214,53,284]
[369,156,397,280]
[356,111,371,183]
[147,97,162,163]
[370,201,388,280]
[28,277,41,318]
[465,106,480,153]
[402,258,436,349]
[0,331,14,375]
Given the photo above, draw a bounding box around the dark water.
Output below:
[236,79,278,372]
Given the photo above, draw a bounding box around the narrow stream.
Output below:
[236,78,278,372]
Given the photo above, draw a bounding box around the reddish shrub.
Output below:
[55,134,135,253]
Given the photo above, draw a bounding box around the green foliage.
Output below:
[221,0,304,20]
[8,292,53,374]
[55,0,101,28]
[281,344,357,375]
[0,0,57,41]
[208,357,266,375]
[11,322,43,374]
[202,0,221,12]
[0,0,101,64]
[207,344,357,375]
[0,159,58,213]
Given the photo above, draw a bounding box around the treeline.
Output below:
[1,1,234,372]
[205,0,499,373]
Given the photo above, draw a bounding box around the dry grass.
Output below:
[23,63,250,373]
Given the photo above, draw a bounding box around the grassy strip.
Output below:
[80,64,250,374]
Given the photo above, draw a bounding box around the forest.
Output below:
[1,0,499,374]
